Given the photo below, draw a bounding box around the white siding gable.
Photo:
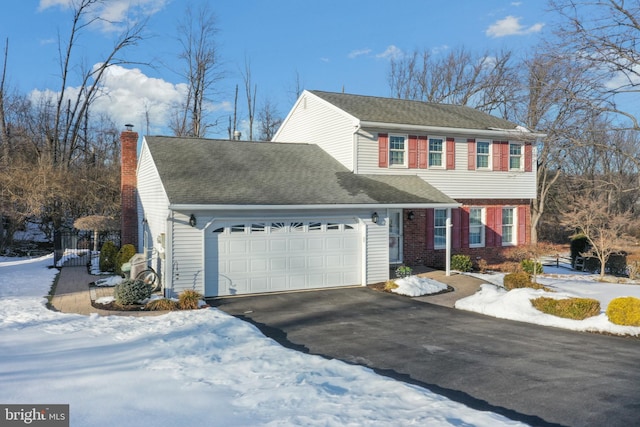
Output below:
[273,91,357,170]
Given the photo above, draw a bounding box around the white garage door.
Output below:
[205,219,361,296]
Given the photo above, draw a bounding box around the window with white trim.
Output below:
[469,207,485,247]
[502,207,516,245]
[476,141,491,169]
[509,143,523,170]
[429,137,444,167]
[389,135,406,166]
[434,208,447,248]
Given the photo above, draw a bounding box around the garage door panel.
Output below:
[207,218,361,296]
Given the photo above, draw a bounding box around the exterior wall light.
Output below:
[372,212,379,224]
[407,211,415,221]
[189,214,197,227]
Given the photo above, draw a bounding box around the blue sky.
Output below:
[1,1,550,138]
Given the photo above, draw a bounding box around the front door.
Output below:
[388,209,403,263]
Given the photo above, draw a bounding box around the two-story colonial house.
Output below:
[130,90,544,298]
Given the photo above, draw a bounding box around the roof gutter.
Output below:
[169,202,462,211]
[359,120,547,140]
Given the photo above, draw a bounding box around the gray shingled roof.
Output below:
[310,90,521,131]
[144,136,457,206]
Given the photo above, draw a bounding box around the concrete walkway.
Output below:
[49,266,163,317]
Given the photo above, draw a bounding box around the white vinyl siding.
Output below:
[273,92,356,170]
[170,211,205,295]
[365,215,389,284]
[356,132,536,199]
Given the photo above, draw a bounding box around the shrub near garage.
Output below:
[178,289,204,310]
[606,297,640,326]
[114,279,152,306]
[531,297,601,320]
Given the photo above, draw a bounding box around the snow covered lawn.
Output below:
[455,266,640,336]
[0,255,526,427]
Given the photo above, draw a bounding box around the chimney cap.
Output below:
[124,124,134,131]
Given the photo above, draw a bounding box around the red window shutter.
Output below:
[460,207,470,248]
[408,135,418,168]
[426,209,434,250]
[452,209,461,249]
[492,142,502,171]
[378,133,388,168]
[486,207,496,247]
[500,142,509,171]
[524,143,533,172]
[446,137,455,169]
[418,136,428,168]
[467,138,475,170]
[518,205,529,245]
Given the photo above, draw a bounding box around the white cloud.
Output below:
[30,65,187,134]
[39,0,169,33]
[486,15,544,38]
[348,48,372,59]
[376,45,404,61]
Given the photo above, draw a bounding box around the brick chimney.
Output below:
[120,124,138,249]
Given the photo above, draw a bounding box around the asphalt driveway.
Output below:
[211,287,640,427]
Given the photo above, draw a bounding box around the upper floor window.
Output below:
[389,135,406,166]
[476,141,491,169]
[509,143,523,170]
[434,208,447,248]
[469,207,485,247]
[429,138,444,167]
[502,207,515,245]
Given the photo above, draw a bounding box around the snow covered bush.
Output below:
[178,289,203,310]
[451,254,472,272]
[606,297,640,326]
[114,279,152,305]
[531,297,600,320]
[99,241,119,272]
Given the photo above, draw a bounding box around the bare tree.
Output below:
[256,98,282,141]
[175,2,222,137]
[0,38,8,166]
[550,0,640,129]
[561,195,638,278]
[241,58,257,140]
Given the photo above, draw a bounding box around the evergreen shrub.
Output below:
[606,297,640,326]
[99,241,119,272]
[531,297,600,320]
[116,244,136,275]
[114,279,152,305]
[521,259,543,275]
[451,254,473,272]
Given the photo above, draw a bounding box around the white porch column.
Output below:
[445,217,452,276]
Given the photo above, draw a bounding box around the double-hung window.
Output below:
[429,138,444,167]
[389,135,406,166]
[434,208,447,248]
[509,143,523,170]
[469,207,485,247]
[476,141,491,169]
[502,207,515,245]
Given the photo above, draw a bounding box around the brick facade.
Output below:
[120,128,138,249]
[402,199,532,268]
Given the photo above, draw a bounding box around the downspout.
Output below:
[352,122,361,173]
[164,212,173,297]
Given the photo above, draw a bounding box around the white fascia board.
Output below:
[359,120,547,140]
[169,203,462,211]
